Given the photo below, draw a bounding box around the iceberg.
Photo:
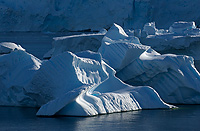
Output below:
[99,23,200,104]
[0,49,42,107]
[0,41,171,116]
[29,51,171,116]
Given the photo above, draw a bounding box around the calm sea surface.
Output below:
[0,33,200,131]
[0,106,200,131]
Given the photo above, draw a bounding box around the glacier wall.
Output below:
[0,0,133,32]
[0,0,200,32]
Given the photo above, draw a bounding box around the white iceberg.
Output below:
[99,23,200,104]
[0,41,172,116]
[26,51,171,116]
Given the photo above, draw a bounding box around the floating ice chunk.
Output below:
[0,42,25,54]
[143,22,158,35]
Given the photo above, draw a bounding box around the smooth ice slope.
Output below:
[0,50,42,106]
[26,51,171,116]
[43,32,106,59]
[99,23,200,104]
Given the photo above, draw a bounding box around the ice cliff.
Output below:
[1,0,200,32]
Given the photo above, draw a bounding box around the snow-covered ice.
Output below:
[34,51,171,116]
[140,21,200,71]
[0,49,42,107]
[99,24,148,70]
[0,42,171,116]
[2,22,200,116]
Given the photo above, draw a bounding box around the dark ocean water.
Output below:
[0,105,200,131]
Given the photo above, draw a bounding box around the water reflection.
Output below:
[0,106,200,131]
